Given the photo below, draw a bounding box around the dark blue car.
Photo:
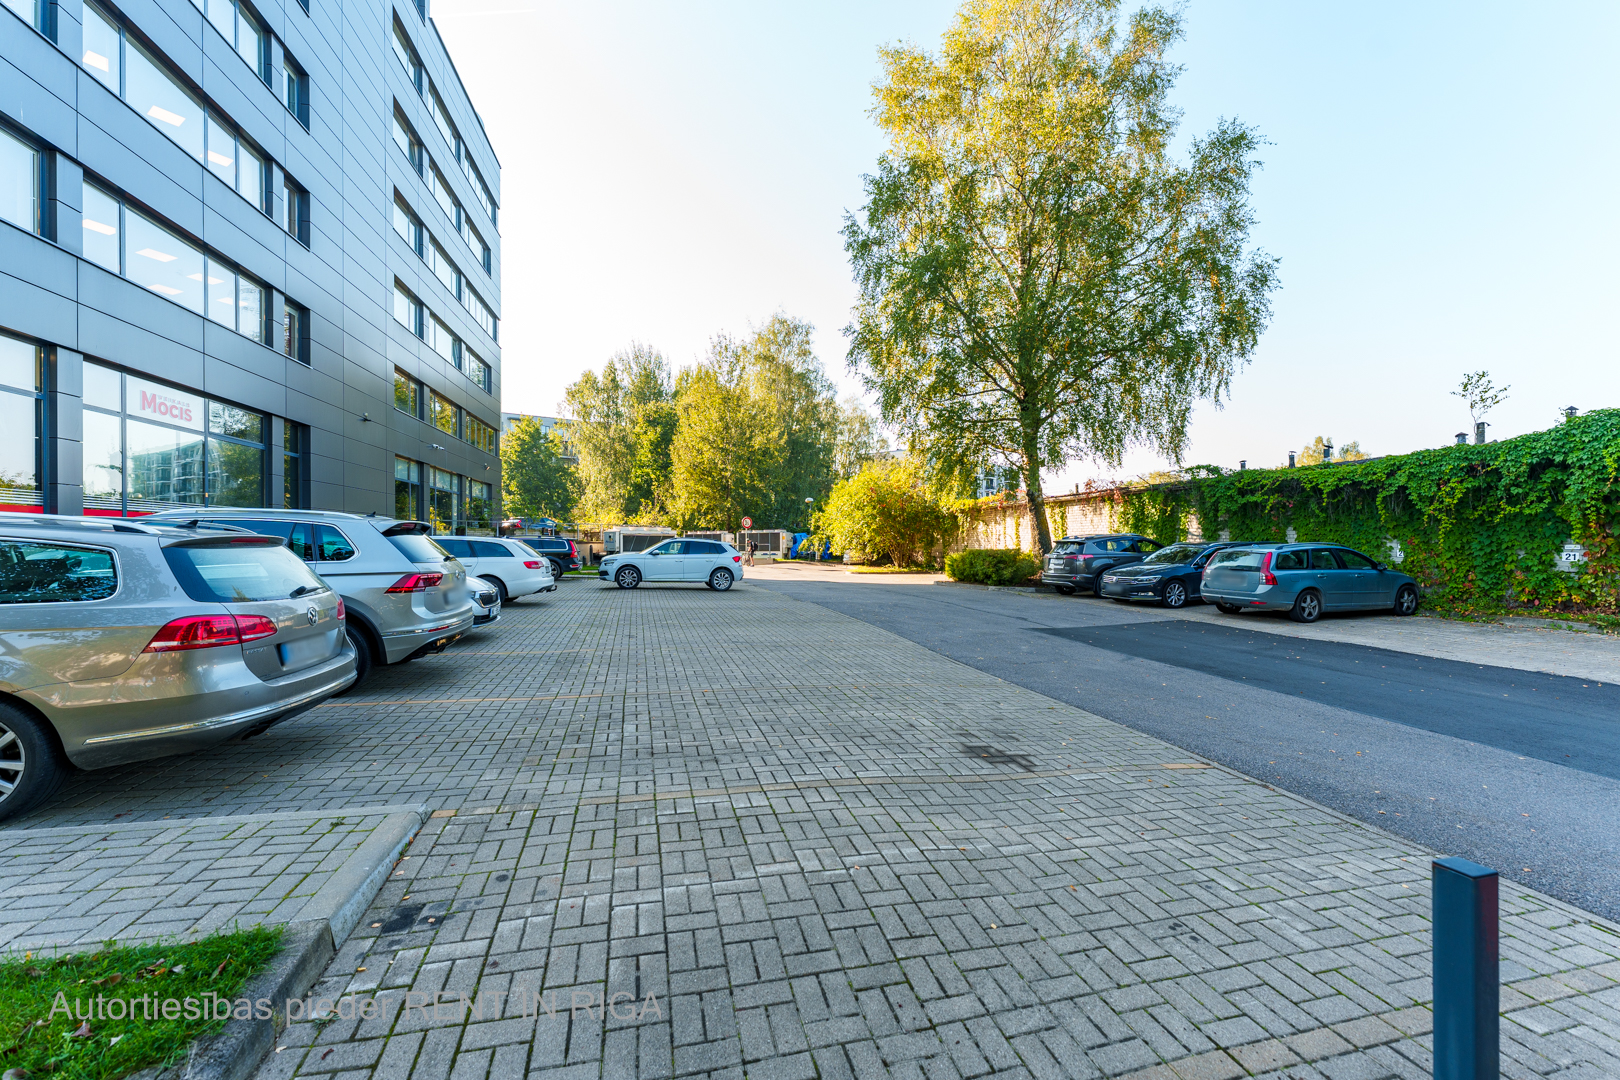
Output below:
[1098,541,1250,609]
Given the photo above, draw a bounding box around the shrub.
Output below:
[945,548,1039,585]
[811,457,957,567]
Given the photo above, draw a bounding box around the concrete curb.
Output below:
[931,580,1046,593]
[153,804,429,1080]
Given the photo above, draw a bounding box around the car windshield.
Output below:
[1208,549,1267,569]
[163,541,329,602]
[1140,544,1203,566]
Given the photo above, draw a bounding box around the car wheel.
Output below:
[549,559,564,579]
[0,703,68,822]
[486,577,509,605]
[615,566,641,589]
[337,624,374,693]
[1394,584,1419,616]
[1091,574,1106,598]
[1215,602,1243,614]
[709,568,734,591]
[1162,581,1188,609]
[1290,589,1323,623]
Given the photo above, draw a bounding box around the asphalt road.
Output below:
[758,577,1620,922]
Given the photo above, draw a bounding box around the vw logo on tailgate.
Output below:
[306,606,319,625]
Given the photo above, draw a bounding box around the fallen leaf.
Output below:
[211,957,231,981]
[72,1022,93,1038]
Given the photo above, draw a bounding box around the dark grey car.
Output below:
[1040,534,1163,596]
[1200,543,1421,623]
[0,515,355,820]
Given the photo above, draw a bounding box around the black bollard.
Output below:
[1432,857,1498,1079]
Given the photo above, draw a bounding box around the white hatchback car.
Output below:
[432,537,556,603]
[599,538,744,591]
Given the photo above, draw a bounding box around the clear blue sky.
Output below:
[435,0,1620,485]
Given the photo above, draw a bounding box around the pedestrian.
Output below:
[747,539,757,567]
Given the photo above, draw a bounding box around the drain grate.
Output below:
[961,744,1036,770]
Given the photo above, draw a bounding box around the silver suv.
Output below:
[0,515,355,821]
[143,510,475,686]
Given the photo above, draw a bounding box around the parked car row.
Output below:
[0,511,560,822]
[1042,533,1421,623]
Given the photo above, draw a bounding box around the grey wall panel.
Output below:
[0,227,78,302]
[78,266,206,351]
[76,304,204,388]
[0,27,79,148]
[0,265,79,347]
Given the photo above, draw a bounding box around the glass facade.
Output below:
[0,334,41,512]
[394,456,421,520]
[81,364,268,515]
[428,466,459,533]
[0,128,38,235]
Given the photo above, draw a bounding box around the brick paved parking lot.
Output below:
[14,580,1620,1078]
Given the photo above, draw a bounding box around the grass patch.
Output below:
[847,566,940,574]
[0,926,282,1079]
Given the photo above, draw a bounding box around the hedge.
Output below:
[945,548,1039,586]
[1115,409,1620,618]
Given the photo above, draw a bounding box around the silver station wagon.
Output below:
[1201,543,1421,623]
[0,515,356,821]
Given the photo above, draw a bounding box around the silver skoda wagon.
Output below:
[0,515,356,821]
[143,510,475,686]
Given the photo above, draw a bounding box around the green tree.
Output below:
[1297,436,1370,466]
[810,456,959,567]
[833,396,885,479]
[669,315,841,531]
[1452,370,1509,434]
[563,344,674,522]
[844,0,1279,556]
[500,416,579,520]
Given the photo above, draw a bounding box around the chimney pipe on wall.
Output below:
[1287,452,1296,468]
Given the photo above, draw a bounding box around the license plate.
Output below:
[278,632,336,672]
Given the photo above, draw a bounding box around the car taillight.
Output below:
[1260,551,1277,586]
[236,614,278,642]
[335,597,346,621]
[386,572,444,593]
[143,613,276,652]
[524,560,543,569]
[732,555,741,563]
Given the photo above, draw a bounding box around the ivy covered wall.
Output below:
[1115,410,1619,616]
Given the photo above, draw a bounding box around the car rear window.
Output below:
[163,541,328,603]
[0,540,118,604]
[1051,541,1083,554]
[1209,549,1266,569]
[388,533,452,564]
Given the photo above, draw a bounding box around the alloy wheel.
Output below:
[1163,581,1187,608]
[615,566,641,589]
[1292,591,1321,623]
[0,723,26,803]
[710,568,734,591]
[1396,585,1418,615]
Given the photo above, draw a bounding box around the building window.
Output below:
[466,479,492,534]
[282,53,309,128]
[428,390,458,438]
[80,5,272,217]
[463,285,496,341]
[82,182,272,346]
[283,299,309,363]
[393,195,422,254]
[283,176,309,245]
[394,456,421,519]
[393,110,422,175]
[392,20,422,93]
[393,282,422,337]
[428,86,455,151]
[428,163,456,222]
[188,0,268,82]
[393,367,421,417]
[462,219,489,273]
[428,466,459,533]
[3,0,49,36]
[80,363,268,514]
[465,413,496,454]
[467,350,491,394]
[0,333,42,512]
[283,422,306,507]
[427,239,458,297]
[0,128,40,236]
[427,315,456,364]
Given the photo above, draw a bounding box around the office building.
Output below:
[1,0,501,530]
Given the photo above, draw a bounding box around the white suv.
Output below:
[432,537,556,603]
[599,538,744,591]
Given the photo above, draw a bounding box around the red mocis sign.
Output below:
[740,517,752,529]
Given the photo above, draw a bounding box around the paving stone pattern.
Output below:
[159,581,1618,1080]
[0,808,414,953]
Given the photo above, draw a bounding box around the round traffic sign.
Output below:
[741,516,753,529]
